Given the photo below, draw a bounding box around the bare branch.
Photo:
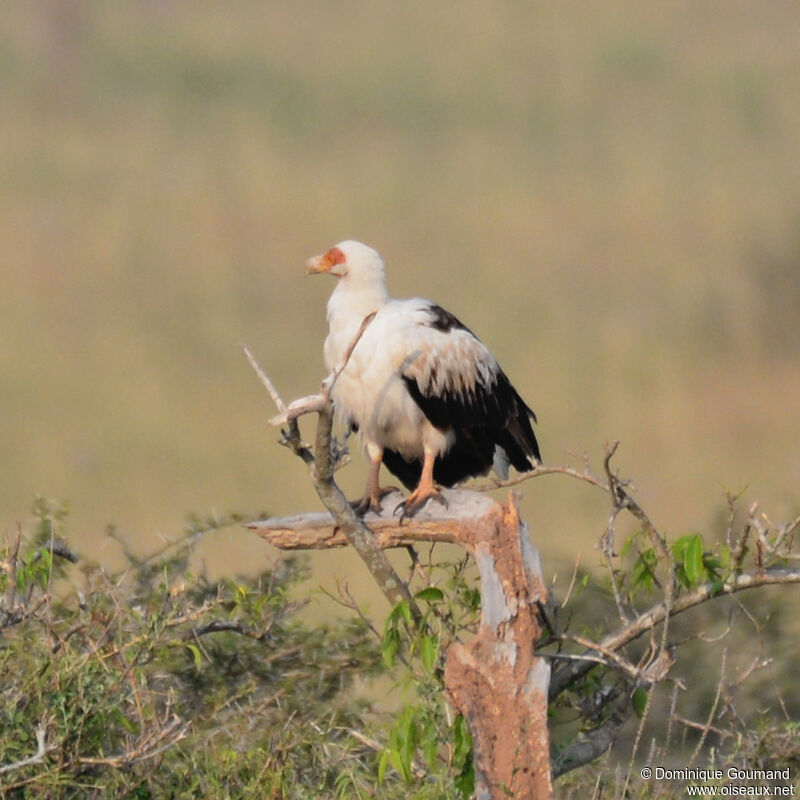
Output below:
[549,566,800,700]
[553,632,641,682]
[730,503,755,572]
[240,343,288,415]
[603,440,624,507]
[600,505,632,624]
[560,552,582,609]
[269,393,329,427]
[472,464,609,494]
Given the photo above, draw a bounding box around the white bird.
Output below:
[306,240,541,516]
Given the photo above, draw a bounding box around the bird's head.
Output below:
[305,240,385,284]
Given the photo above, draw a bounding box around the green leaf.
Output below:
[421,718,439,768]
[388,600,412,625]
[377,749,389,783]
[454,754,475,799]
[684,534,704,585]
[464,587,481,610]
[631,548,657,594]
[675,565,691,591]
[415,586,444,603]
[381,628,400,669]
[671,534,691,561]
[420,634,438,673]
[453,715,472,766]
[632,686,648,718]
[388,747,411,783]
[388,707,418,783]
[703,555,723,571]
[185,643,203,668]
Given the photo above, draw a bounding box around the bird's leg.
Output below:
[351,446,397,515]
[397,448,447,519]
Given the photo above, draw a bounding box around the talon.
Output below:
[351,486,398,515]
[396,486,447,521]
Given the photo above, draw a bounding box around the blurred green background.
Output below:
[2,1,799,594]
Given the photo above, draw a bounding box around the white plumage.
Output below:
[306,240,541,515]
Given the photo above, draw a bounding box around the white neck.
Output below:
[327,274,389,327]
[324,275,389,369]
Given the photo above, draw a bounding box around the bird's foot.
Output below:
[350,486,399,515]
[394,485,448,522]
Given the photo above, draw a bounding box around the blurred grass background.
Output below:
[1,1,799,598]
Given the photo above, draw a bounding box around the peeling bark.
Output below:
[444,497,554,800]
[249,491,554,799]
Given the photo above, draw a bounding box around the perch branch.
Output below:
[247,490,486,549]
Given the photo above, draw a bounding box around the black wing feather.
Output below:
[382,305,541,488]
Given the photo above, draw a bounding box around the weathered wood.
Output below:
[248,489,554,799]
[246,489,493,549]
[443,495,553,800]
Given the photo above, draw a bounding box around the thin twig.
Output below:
[601,506,631,624]
[561,552,582,608]
[240,343,288,415]
[687,649,727,767]
[730,504,755,572]
[472,464,609,494]
[671,715,731,740]
[554,632,641,681]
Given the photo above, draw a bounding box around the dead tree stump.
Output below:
[248,488,554,799]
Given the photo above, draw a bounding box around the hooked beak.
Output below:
[305,254,330,275]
